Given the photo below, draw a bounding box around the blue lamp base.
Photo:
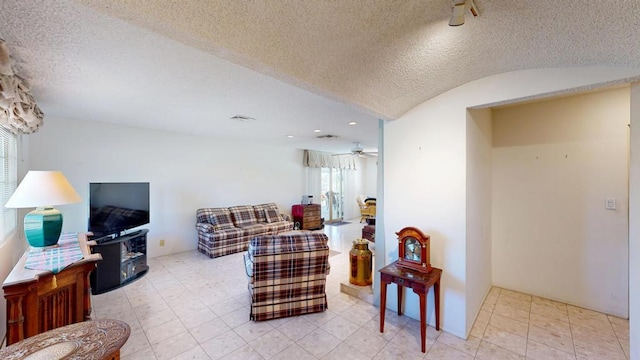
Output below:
[24,206,63,247]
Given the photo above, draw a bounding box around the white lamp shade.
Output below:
[5,170,81,208]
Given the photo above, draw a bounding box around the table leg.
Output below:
[434,279,440,331]
[419,292,426,353]
[397,284,403,316]
[84,268,93,321]
[379,281,388,333]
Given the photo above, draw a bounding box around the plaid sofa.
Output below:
[244,232,330,321]
[196,203,293,258]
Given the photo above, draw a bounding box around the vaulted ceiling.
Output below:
[1,1,639,153]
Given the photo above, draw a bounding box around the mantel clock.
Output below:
[397,226,432,273]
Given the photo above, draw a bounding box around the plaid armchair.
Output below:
[244,232,330,321]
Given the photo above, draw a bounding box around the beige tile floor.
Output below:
[92,220,630,359]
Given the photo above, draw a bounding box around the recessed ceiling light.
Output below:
[287,135,294,138]
[314,129,321,133]
[348,121,357,125]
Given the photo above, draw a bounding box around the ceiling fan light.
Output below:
[469,0,479,17]
[449,0,478,26]
[449,3,467,26]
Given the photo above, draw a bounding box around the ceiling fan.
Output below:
[333,142,378,157]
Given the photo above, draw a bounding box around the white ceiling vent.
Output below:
[230,115,256,122]
[316,134,340,139]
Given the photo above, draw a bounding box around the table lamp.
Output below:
[5,171,81,247]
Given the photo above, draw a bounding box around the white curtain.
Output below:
[303,149,357,170]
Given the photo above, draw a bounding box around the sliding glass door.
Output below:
[321,167,344,223]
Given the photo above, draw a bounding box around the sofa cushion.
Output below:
[208,227,246,241]
[197,208,234,228]
[249,233,329,257]
[253,203,279,223]
[229,205,258,226]
[240,223,268,236]
[264,208,283,223]
[264,221,294,235]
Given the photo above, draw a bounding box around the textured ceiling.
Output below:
[76,0,640,118]
[1,1,640,153]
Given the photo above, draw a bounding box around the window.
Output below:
[0,127,17,242]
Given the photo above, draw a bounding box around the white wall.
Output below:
[344,157,367,220]
[385,97,468,336]
[384,66,640,338]
[363,157,378,198]
[373,119,385,306]
[629,82,640,360]
[345,156,377,221]
[28,117,305,258]
[303,166,321,208]
[492,88,629,317]
[465,108,493,334]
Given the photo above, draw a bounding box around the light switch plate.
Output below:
[605,197,616,210]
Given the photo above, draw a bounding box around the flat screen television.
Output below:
[88,182,150,238]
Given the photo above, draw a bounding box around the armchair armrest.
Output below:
[196,223,214,233]
[243,253,253,278]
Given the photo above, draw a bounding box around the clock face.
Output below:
[397,227,431,273]
[404,237,421,262]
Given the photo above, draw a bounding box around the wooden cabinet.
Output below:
[2,233,101,346]
[292,204,322,230]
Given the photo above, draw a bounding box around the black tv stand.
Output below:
[90,229,149,295]
[122,229,142,237]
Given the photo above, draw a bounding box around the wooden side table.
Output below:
[379,261,442,353]
[0,319,130,360]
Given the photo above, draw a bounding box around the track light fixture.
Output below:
[449,0,478,26]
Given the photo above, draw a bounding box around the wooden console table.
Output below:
[0,319,130,360]
[2,233,101,345]
[379,261,442,353]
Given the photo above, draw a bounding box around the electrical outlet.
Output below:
[159,239,165,247]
